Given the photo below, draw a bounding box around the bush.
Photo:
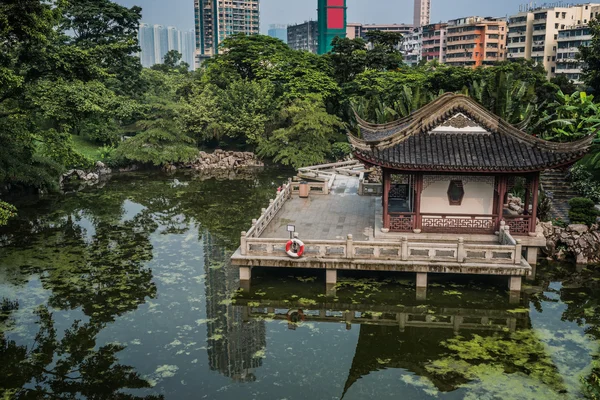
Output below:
[330,142,352,161]
[570,165,600,203]
[568,197,600,226]
[0,201,17,226]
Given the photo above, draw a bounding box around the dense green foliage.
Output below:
[568,197,600,226]
[570,165,600,202]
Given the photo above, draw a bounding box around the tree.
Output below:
[217,79,277,146]
[60,0,144,94]
[152,50,190,74]
[257,95,344,168]
[329,37,369,84]
[580,16,600,94]
[364,31,404,71]
[178,83,224,144]
[115,104,198,166]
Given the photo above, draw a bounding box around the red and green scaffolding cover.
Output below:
[317,0,347,54]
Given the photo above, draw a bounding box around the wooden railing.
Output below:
[420,213,499,234]
[244,180,291,239]
[503,215,533,236]
[389,212,415,232]
[240,234,523,265]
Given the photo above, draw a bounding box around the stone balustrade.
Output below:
[240,234,522,265]
[243,180,291,240]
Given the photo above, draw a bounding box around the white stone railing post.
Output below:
[401,236,408,260]
[515,239,522,265]
[346,234,353,258]
[240,231,247,255]
[457,237,465,263]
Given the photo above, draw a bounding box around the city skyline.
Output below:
[138,23,195,69]
[115,0,533,34]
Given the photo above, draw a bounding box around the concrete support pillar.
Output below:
[453,316,463,335]
[509,290,521,304]
[326,269,337,285]
[526,247,538,266]
[397,313,406,332]
[509,276,522,292]
[239,266,251,281]
[416,272,427,288]
[416,288,427,301]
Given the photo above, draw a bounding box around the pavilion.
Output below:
[350,93,593,237]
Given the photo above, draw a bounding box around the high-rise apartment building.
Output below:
[401,27,423,66]
[194,0,260,65]
[138,23,196,70]
[268,24,288,43]
[421,23,447,63]
[414,0,431,28]
[138,23,157,68]
[555,25,593,83]
[346,23,414,40]
[287,21,319,53]
[445,16,507,67]
[507,3,600,78]
[317,0,347,54]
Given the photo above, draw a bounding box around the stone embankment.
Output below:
[60,151,263,188]
[60,161,115,187]
[164,150,263,172]
[541,221,600,264]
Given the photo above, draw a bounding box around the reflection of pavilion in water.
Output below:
[236,298,531,394]
[203,233,267,382]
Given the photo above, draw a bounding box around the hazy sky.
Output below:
[116,0,527,32]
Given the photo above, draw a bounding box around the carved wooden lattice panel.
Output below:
[422,217,496,233]
[389,184,409,199]
[390,215,414,232]
[505,218,530,235]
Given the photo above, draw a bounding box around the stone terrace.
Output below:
[259,176,376,241]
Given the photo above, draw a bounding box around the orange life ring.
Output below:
[286,238,305,258]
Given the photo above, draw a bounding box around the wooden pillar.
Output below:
[496,175,507,230]
[523,175,531,216]
[383,168,391,229]
[530,172,540,234]
[414,173,423,231]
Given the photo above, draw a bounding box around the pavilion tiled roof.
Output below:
[349,93,594,173]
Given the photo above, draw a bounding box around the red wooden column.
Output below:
[414,173,423,231]
[383,168,391,229]
[523,175,531,216]
[530,172,540,234]
[496,175,507,230]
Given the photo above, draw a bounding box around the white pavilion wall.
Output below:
[420,176,495,215]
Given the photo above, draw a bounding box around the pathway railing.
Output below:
[240,234,523,265]
[244,180,292,239]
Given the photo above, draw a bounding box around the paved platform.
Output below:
[259,176,376,241]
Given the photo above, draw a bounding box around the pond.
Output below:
[0,169,599,399]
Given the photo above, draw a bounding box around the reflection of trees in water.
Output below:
[530,262,600,397]
[203,233,266,382]
[6,210,159,325]
[0,306,162,400]
[0,190,161,397]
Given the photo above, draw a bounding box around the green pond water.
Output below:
[1,168,600,399]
